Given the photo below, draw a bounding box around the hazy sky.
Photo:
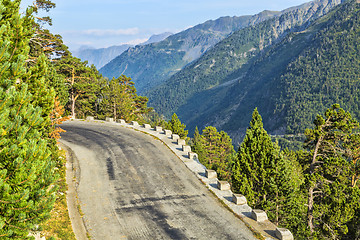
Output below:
[21,0,311,51]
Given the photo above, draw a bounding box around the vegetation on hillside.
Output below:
[192,105,360,239]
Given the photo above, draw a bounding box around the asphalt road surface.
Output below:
[60,121,256,240]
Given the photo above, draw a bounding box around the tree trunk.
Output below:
[113,101,117,121]
[71,94,76,119]
[276,190,279,226]
[308,185,315,233]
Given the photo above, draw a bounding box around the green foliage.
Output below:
[102,75,151,122]
[0,1,57,237]
[304,104,360,239]
[55,55,103,119]
[166,113,188,139]
[147,0,338,119]
[232,108,281,205]
[100,14,281,93]
[232,109,307,236]
[191,126,235,181]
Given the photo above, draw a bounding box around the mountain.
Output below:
[73,44,132,69]
[99,11,285,93]
[74,33,172,69]
[141,32,173,45]
[146,0,353,144]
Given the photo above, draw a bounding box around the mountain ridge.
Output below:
[146,0,349,143]
[99,10,288,92]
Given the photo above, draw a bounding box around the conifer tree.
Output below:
[232,108,279,205]
[104,75,150,122]
[192,126,235,181]
[304,104,360,238]
[0,1,57,238]
[166,113,188,138]
[232,108,306,234]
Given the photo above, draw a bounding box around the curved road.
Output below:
[61,121,256,240]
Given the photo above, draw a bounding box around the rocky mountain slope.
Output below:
[74,32,172,69]
[147,0,352,143]
[99,11,284,92]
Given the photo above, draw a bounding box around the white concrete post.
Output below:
[251,209,268,222]
[163,129,172,136]
[117,119,126,124]
[171,134,180,140]
[106,117,114,122]
[188,152,198,160]
[232,194,247,205]
[275,228,294,240]
[177,139,186,146]
[155,126,162,132]
[143,124,151,129]
[131,121,139,126]
[206,169,217,179]
[86,116,94,121]
[217,180,231,191]
[182,145,191,153]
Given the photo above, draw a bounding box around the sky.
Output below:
[21,0,311,51]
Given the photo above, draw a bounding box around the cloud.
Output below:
[124,38,148,45]
[64,28,140,37]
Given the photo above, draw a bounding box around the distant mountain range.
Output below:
[73,32,172,69]
[99,10,285,92]
[146,0,353,143]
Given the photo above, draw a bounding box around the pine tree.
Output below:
[232,108,306,235]
[166,113,188,139]
[192,126,205,159]
[192,126,235,181]
[103,75,150,122]
[232,108,279,205]
[304,104,360,238]
[0,1,57,238]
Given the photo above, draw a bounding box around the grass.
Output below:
[40,149,76,240]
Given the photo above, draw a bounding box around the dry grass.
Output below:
[40,149,76,240]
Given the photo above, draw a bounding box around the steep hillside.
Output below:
[99,11,284,92]
[147,0,342,121]
[156,0,359,144]
[74,32,172,69]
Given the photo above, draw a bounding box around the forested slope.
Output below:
[147,0,360,143]
[99,11,284,92]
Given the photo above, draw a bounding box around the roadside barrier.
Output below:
[83,117,294,240]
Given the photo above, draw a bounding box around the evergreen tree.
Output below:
[103,75,151,122]
[166,113,188,138]
[304,104,360,238]
[192,126,205,157]
[0,1,57,238]
[192,126,235,181]
[56,56,100,118]
[232,108,279,205]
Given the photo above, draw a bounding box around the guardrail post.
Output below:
[155,126,162,132]
[217,180,231,191]
[177,139,185,146]
[106,117,114,122]
[117,119,126,124]
[171,134,180,140]
[188,152,198,160]
[131,121,139,126]
[206,169,217,179]
[232,194,247,205]
[163,129,172,136]
[251,209,268,222]
[275,228,294,240]
[182,145,191,153]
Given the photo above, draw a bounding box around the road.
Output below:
[60,121,256,240]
